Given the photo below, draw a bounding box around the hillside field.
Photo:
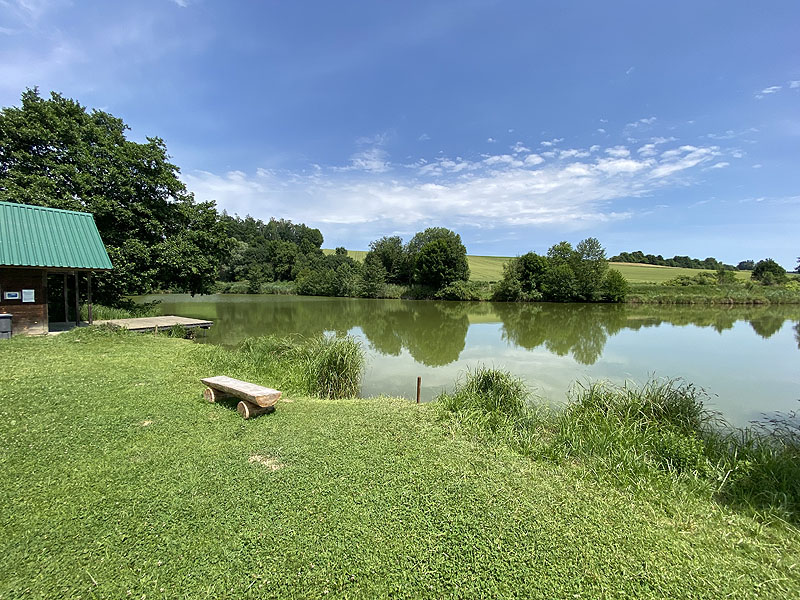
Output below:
[323,249,753,284]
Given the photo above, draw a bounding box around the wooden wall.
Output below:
[0,268,48,335]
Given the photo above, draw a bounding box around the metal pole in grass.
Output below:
[416,376,421,404]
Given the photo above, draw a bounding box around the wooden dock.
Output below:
[95,315,213,333]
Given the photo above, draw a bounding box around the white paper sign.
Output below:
[22,289,35,303]
[3,291,20,300]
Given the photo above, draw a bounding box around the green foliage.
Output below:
[737,260,755,271]
[0,89,229,304]
[414,238,468,288]
[600,268,629,302]
[409,228,469,288]
[334,246,348,255]
[433,280,484,301]
[493,239,616,303]
[364,236,407,284]
[752,258,787,285]
[612,250,735,271]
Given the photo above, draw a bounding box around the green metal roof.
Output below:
[0,201,113,270]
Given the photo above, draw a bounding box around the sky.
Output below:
[1,1,799,267]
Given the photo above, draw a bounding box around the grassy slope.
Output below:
[1,332,798,598]
[322,249,752,284]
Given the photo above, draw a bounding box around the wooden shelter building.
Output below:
[0,201,113,335]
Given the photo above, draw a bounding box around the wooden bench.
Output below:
[201,376,281,419]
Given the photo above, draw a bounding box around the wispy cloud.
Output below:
[755,85,782,99]
[184,137,724,235]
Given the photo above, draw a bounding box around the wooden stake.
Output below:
[237,400,275,419]
[416,376,421,404]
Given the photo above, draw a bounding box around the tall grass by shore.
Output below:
[207,333,366,399]
[79,301,161,320]
[627,282,800,305]
[437,368,800,523]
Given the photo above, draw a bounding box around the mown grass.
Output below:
[2,332,799,598]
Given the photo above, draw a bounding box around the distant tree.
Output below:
[0,89,229,303]
[752,258,787,285]
[360,260,387,298]
[572,237,609,301]
[796,257,800,274]
[335,246,348,256]
[414,239,469,289]
[491,252,547,302]
[365,235,407,283]
[407,228,469,288]
[737,260,755,271]
[715,269,738,285]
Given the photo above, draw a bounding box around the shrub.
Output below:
[303,335,366,399]
[752,258,787,285]
[600,269,629,302]
[434,280,482,301]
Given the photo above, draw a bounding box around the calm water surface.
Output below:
[140,294,800,425]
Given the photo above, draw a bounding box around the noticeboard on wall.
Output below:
[3,291,20,301]
[22,289,35,303]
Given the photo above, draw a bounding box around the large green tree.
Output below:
[407,227,469,287]
[0,89,229,303]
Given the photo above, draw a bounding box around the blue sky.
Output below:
[1,1,798,267]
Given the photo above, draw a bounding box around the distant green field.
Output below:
[323,250,752,284]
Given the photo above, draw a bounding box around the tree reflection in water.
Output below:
[145,294,800,367]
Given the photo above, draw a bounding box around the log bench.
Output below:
[201,376,281,419]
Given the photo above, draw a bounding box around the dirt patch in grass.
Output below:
[249,454,284,471]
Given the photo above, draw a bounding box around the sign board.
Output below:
[22,289,35,303]
[3,291,20,300]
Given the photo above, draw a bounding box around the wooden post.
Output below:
[416,376,421,404]
[63,273,69,323]
[87,272,93,325]
[74,272,80,326]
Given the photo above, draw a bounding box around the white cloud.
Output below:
[596,128,606,133]
[539,137,563,147]
[637,144,657,157]
[790,80,800,89]
[487,137,496,143]
[752,164,763,169]
[650,146,717,178]
[184,139,722,233]
[625,66,635,75]
[605,146,630,158]
[707,162,729,170]
[338,147,391,173]
[559,148,590,159]
[512,141,531,154]
[418,133,430,141]
[755,85,782,99]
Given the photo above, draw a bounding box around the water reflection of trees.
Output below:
[155,295,800,367]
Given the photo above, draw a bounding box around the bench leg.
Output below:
[204,387,234,403]
[237,400,276,419]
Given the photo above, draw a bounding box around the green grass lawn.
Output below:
[1,330,798,598]
[323,249,753,284]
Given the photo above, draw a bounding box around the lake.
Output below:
[139,294,800,426]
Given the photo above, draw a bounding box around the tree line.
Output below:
[610,251,737,271]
